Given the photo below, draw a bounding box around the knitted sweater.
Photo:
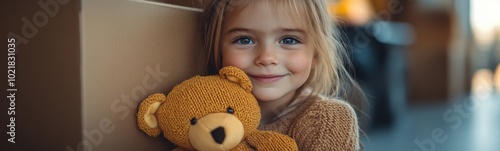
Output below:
[259,95,360,151]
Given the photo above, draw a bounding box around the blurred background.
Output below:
[327,0,500,150]
[155,0,500,150]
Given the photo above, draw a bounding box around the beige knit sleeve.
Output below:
[289,99,360,151]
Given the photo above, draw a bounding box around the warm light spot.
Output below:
[471,69,494,101]
[494,64,500,92]
[471,0,500,46]
[329,0,372,25]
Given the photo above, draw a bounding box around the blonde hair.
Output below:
[199,0,368,122]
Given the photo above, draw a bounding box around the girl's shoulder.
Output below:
[290,96,359,150]
[297,96,358,127]
[300,96,358,121]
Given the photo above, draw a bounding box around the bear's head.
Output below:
[137,66,260,150]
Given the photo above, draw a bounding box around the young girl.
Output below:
[200,0,366,150]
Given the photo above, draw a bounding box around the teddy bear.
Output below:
[136,66,298,151]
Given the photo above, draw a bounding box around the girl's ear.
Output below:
[137,93,166,137]
[219,66,253,92]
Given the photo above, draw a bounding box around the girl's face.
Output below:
[221,1,316,103]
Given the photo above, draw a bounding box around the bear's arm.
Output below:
[289,99,360,151]
[245,131,298,150]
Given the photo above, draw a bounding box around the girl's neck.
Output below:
[258,90,297,125]
[258,88,313,125]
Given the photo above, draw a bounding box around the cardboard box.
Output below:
[81,0,204,150]
[1,0,203,150]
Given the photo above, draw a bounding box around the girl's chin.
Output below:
[252,89,294,103]
[252,92,281,102]
[254,95,279,102]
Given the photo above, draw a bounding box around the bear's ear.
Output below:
[219,66,252,92]
[137,93,166,137]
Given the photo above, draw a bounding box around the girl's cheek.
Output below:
[286,54,312,73]
[222,50,249,69]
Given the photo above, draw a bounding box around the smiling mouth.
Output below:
[249,74,286,83]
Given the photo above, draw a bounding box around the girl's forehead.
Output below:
[223,0,310,31]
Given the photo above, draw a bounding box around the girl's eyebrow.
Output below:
[225,27,253,35]
[278,28,306,35]
[224,27,306,35]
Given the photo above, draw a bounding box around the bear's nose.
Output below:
[211,127,226,144]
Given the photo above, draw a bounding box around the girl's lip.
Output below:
[249,74,286,83]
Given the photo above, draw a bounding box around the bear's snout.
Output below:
[189,113,245,151]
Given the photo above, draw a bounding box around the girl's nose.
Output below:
[255,45,278,66]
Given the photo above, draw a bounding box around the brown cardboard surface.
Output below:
[81,0,203,150]
[1,1,203,150]
[0,0,81,150]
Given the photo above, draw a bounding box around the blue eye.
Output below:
[234,37,255,45]
[279,37,300,45]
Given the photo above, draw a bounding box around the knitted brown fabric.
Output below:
[246,131,300,151]
[259,96,360,151]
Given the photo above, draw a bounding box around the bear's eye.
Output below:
[227,107,234,114]
[190,118,197,125]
